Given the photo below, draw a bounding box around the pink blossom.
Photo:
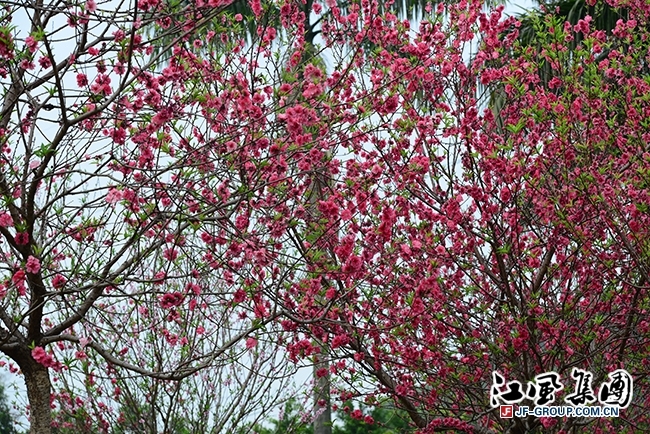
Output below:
[343,255,362,273]
[159,292,184,308]
[38,56,51,69]
[153,271,166,284]
[539,417,558,429]
[52,274,66,289]
[0,33,14,60]
[25,256,40,274]
[14,232,29,245]
[25,36,38,53]
[76,73,88,87]
[499,186,511,202]
[105,187,123,204]
[0,212,13,227]
[20,59,35,70]
[32,347,49,364]
[249,0,262,17]
[113,30,125,42]
[233,289,247,303]
[12,270,25,286]
[302,83,322,99]
[90,74,111,95]
[382,95,399,114]
[318,199,339,218]
[254,302,268,318]
[331,334,349,349]
[11,270,26,296]
[246,337,257,349]
[163,248,178,261]
[200,232,213,244]
[32,347,61,371]
[235,215,248,230]
[185,282,201,295]
[225,141,237,152]
[86,0,97,12]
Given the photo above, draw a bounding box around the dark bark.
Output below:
[5,347,52,434]
[24,362,51,434]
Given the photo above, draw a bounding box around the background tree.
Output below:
[0,381,17,434]
[259,0,650,433]
[487,0,633,117]
[246,398,314,434]
[0,0,305,431]
[333,401,413,434]
[248,398,412,434]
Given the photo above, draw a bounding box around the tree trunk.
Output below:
[300,5,332,431]
[3,344,53,434]
[23,359,52,434]
[313,351,331,434]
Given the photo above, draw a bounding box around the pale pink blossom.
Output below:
[246,337,257,349]
[105,187,123,204]
[0,213,13,227]
[25,256,40,274]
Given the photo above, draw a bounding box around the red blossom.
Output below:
[14,232,29,245]
[76,73,88,87]
[233,289,247,303]
[245,337,257,349]
[52,275,67,289]
[38,56,51,69]
[163,248,178,261]
[159,292,184,309]
[342,255,362,273]
[12,270,25,286]
[185,282,201,295]
[330,334,349,349]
